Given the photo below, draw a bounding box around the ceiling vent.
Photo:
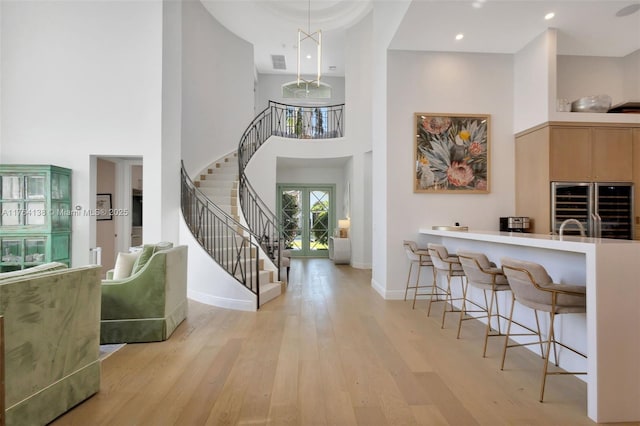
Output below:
[271,55,286,70]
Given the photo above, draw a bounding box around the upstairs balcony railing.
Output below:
[181,163,261,308]
[237,101,345,274]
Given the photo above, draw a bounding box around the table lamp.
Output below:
[338,219,350,238]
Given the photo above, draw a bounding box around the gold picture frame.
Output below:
[414,113,490,193]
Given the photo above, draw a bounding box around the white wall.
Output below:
[255,74,345,113]
[557,54,633,107]
[0,0,164,266]
[385,50,515,299]
[180,0,255,176]
[623,49,640,98]
[246,137,354,212]
[513,29,555,133]
[277,161,346,233]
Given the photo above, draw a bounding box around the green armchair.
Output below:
[100,245,188,344]
[1,264,102,426]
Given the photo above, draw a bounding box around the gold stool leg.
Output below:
[456,277,471,338]
[500,293,517,370]
[440,274,453,328]
[404,261,415,301]
[482,288,497,357]
[427,268,441,317]
[540,310,556,402]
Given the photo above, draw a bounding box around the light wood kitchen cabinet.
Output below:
[516,122,639,235]
[549,126,633,182]
[515,123,551,234]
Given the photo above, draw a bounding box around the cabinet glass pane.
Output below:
[25,238,46,263]
[51,202,71,230]
[26,175,45,199]
[1,239,22,263]
[26,201,46,225]
[1,202,23,226]
[51,173,60,199]
[1,176,23,200]
[52,173,70,200]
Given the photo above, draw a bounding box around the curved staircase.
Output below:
[193,152,283,306]
[181,101,345,310]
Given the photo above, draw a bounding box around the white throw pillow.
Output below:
[112,251,140,280]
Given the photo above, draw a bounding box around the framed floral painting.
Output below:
[414,113,490,193]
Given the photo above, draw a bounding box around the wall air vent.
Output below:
[271,55,287,70]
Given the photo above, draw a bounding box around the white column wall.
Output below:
[368,1,412,291]
[160,0,182,245]
[514,29,555,133]
[0,0,164,265]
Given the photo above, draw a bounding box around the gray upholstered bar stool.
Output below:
[500,257,587,402]
[427,243,466,328]
[457,250,512,357]
[402,240,436,309]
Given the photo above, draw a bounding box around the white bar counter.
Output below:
[419,228,640,423]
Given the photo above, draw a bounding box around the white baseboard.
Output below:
[188,290,257,312]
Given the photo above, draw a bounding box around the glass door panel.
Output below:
[281,189,302,252]
[309,190,329,252]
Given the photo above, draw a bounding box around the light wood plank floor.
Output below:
[52,259,634,426]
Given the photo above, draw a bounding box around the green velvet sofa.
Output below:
[100,245,188,344]
[0,263,102,426]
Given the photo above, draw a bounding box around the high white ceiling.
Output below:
[202,0,640,77]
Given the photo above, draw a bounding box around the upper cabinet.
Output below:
[549,126,633,182]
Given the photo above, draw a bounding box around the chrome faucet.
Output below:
[559,218,586,237]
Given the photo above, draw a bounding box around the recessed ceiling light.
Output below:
[306,54,312,59]
[455,33,464,41]
[544,12,555,20]
[616,4,640,17]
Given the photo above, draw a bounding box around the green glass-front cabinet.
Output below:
[0,165,72,272]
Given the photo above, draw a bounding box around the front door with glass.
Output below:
[279,185,335,257]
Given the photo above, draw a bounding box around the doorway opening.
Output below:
[95,157,142,275]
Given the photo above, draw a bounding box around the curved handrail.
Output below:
[180,162,261,308]
[237,101,345,275]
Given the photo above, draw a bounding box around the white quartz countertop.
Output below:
[419,228,640,253]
